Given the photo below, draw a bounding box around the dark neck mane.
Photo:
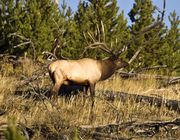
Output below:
[98,59,116,81]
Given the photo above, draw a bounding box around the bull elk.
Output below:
[47,0,166,108]
[48,42,128,107]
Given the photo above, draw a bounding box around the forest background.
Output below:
[0,0,179,75]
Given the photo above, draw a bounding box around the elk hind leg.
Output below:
[89,83,95,108]
[51,83,62,101]
[51,71,63,100]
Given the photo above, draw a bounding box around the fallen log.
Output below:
[79,118,180,138]
[118,72,180,88]
[91,131,131,140]
[80,121,136,133]
[118,72,180,81]
[168,77,180,85]
[101,90,180,113]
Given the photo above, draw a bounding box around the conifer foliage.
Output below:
[74,0,130,58]
[0,0,60,58]
[127,0,166,71]
[0,0,179,75]
[163,11,180,75]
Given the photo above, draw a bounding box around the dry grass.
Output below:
[0,60,179,139]
[97,74,180,100]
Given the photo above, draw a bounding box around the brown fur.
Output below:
[48,57,128,107]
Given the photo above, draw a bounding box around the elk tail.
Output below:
[49,70,55,84]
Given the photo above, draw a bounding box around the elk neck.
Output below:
[98,59,117,81]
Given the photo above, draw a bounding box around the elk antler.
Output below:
[42,38,60,60]
[114,45,128,56]
[42,51,58,60]
[43,37,68,60]
[81,42,114,58]
[81,0,166,61]
[81,20,124,57]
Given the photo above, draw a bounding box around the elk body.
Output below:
[48,56,128,107]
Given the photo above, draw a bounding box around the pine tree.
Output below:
[0,0,26,54]
[163,11,180,75]
[128,0,166,71]
[19,0,60,57]
[74,0,130,58]
[57,0,81,59]
[0,0,61,58]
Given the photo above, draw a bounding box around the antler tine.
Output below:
[80,42,114,58]
[42,51,58,60]
[87,32,96,42]
[87,42,113,54]
[96,24,101,42]
[51,38,59,55]
[115,45,128,56]
[101,21,106,42]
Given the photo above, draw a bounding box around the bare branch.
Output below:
[128,45,143,64]
[168,77,180,85]
[135,65,167,73]
[80,117,180,139]
[8,33,36,60]
[13,41,32,48]
[8,33,30,41]
[134,22,162,35]
[133,0,166,35]
[161,0,166,21]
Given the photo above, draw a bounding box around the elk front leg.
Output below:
[89,83,96,123]
[89,83,95,108]
[83,85,89,96]
[82,85,89,105]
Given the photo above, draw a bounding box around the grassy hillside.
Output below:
[0,59,179,139]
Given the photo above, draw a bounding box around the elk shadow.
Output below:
[14,84,85,101]
[58,84,84,98]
